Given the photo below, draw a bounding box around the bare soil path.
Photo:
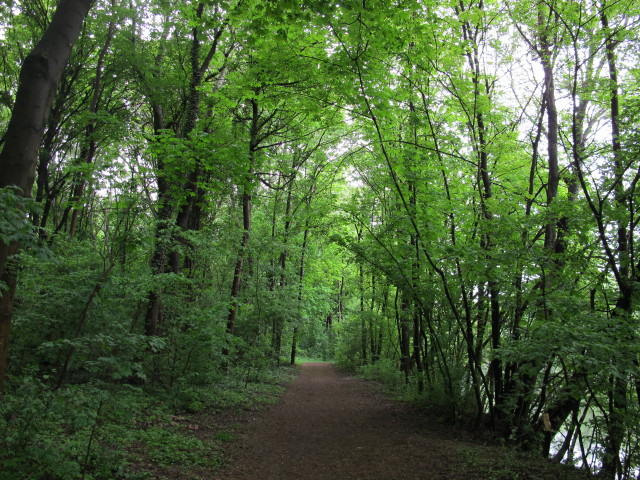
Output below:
[214,363,594,480]
[215,362,473,480]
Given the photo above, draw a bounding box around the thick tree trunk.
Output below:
[144,105,173,336]
[0,0,93,394]
[540,26,559,253]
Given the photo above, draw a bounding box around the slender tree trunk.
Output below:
[502,71,546,433]
[272,173,295,362]
[600,8,628,477]
[337,275,344,322]
[32,108,60,233]
[68,7,115,238]
[290,327,298,365]
[226,185,252,337]
[291,214,310,365]
[56,261,114,387]
[537,31,561,446]
[397,293,412,384]
[357,226,367,365]
[456,6,500,420]
[412,308,423,393]
[408,176,423,392]
[536,21,600,458]
[505,7,563,448]
[369,274,378,362]
[0,0,93,394]
[226,99,259,340]
[297,217,309,305]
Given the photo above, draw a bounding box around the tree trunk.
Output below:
[290,327,298,365]
[32,105,61,233]
[600,9,628,477]
[539,15,559,254]
[68,7,115,238]
[359,248,367,365]
[291,214,309,365]
[396,291,412,384]
[272,173,295,362]
[226,186,252,337]
[141,27,174,336]
[226,99,259,340]
[457,5,500,420]
[144,105,173,336]
[0,0,93,394]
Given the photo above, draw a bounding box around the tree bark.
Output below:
[142,30,173,336]
[226,186,251,337]
[291,212,310,365]
[226,99,259,340]
[0,0,93,394]
[32,99,63,234]
[272,172,295,362]
[539,10,560,253]
[290,327,298,365]
[600,8,628,477]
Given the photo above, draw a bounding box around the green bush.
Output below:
[0,380,134,480]
[358,358,404,388]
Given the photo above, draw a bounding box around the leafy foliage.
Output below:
[1,0,640,478]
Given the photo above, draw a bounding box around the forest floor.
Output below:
[145,362,594,480]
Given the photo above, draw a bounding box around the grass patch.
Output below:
[295,356,329,364]
[214,430,234,443]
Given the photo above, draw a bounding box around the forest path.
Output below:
[215,362,467,480]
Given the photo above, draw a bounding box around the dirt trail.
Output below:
[216,362,466,480]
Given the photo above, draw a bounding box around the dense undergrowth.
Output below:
[0,233,306,479]
[0,364,296,479]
